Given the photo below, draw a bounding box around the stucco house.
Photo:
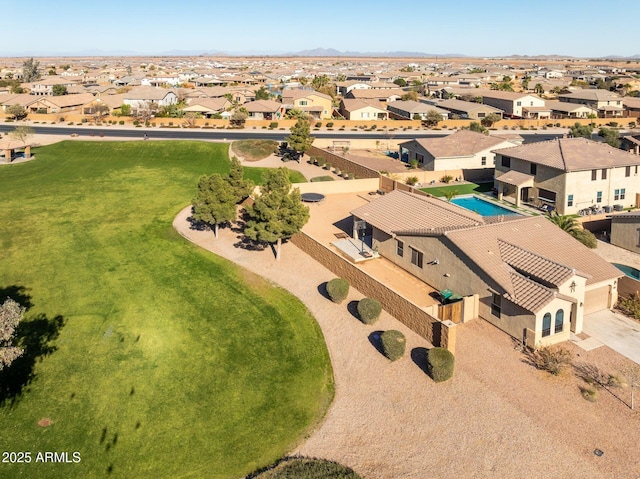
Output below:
[351,189,621,347]
[493,138,640,213]
[345,88,404,103]
[281,88,333,119]
[623,97,640,118]
[122,86,178,109]
[27,76,80,96]
[339,99,388,120]
[243,100,284,120]
[558,89,624,118]
[398,130,519,172]
[480,91,546,118]
[182,97,231,117]
[544,100,598,119]
[424,98,503,120]
[386,100,450,121]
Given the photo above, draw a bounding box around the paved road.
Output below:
[583,310,640,365]
[0,124,565,143]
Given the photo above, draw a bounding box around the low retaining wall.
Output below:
[291,232,456,353]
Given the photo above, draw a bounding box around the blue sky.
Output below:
[3,0,638,57]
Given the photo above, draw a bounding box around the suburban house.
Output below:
[558,89,624,118]
[345,88,404,103]
[281,88,333,119]
[82,94,127,115]
[386,100,450,121]
[544,100,598,119]
[621,135,640,155]
[26,76,80,96]
[424,98,503,120]
[339,99,389,120]
[623,97,640,118]
[182,97,231,117]
[242,99,284,120]
[480,91,546,118]
[398,130,519,173]
[335,81,372,96]
[493,138,640,214]
[350,189,621,347]
[609,212,640,254]
[122,86,178,109]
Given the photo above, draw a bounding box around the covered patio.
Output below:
[494,170,534,207]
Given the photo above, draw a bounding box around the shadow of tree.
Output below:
[317,282,330,301]
[346,300,360,321]
[0,285,33,310]
[0,312,66,407]
[368,331,385,356]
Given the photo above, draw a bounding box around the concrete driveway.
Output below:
[583,310,640,365]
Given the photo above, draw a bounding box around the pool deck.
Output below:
[451,194,523,216]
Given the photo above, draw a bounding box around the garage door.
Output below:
[584,285,610,315]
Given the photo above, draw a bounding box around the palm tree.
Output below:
[546,211,579,234]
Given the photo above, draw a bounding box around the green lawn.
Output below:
[420,181,493,197]
[0,141,332,478]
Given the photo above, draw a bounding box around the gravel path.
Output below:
[173,207,640,479]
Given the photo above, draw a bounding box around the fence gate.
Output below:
[438,300,463,323]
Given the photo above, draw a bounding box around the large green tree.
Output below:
[52,84,67,96]
[22,57,41,82]
[228,156,254,202]
[0,298,25,370]
[546,211,597,248]
[423,110,443,128]
[598,127,621,148]
[192,173,237,238]
[255,86,270,100]
[6,104,27,120]
[286,118,315,157]
[244,168,309,261]
[569,122,593,139]
[480,113,502,128]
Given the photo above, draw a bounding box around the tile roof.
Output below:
[559,89,621,101]
[492,137,640,171]
[243,99,282,113]
[387,100,449,114]
[351,189,484,236]
[340,98,387,112]
[505,272,556,313]
[494,170,535,187]
[435,98,503,114]
[403,130,513,158]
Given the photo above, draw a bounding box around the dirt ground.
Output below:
[173,207,640,479]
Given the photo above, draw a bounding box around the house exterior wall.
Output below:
[342,105,388,120]
[293,94,332,119]
[610,217,640,253]
[483,95,544,118]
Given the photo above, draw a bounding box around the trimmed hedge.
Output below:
[326,278,349,304]
[357,298,382,324]
[250,456,362,478]
[427,347,454,382]
[380,330,406,361]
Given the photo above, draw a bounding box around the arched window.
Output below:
[555,309,564,334]
[542,313,551,337]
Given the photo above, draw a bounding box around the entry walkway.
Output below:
[583,310,640,365]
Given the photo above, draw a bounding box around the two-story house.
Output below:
[480,91,546,118]
[281,88,333,119]
[386,100,450,121]
[558,89,624,118]
[493,138,640,214]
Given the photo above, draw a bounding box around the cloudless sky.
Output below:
[2,0,638,58]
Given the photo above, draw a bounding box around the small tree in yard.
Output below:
[480,113,501,128]
[621,365,640,410]
[569,122,593,139]
[598,127,620,148]
[244,168,309,261]
[230,109,248,127]
[22,57,41,82]
[357,298,382,324]
[326,278,349,304]
[52,84,67,96]
[423,110,443,128]
[528,345,573,375]
[6,104,27,121]
[469,121,487,134]
[427,347,455,382]
[0,298,25,371]
[286,118,315,158]
[192,173,237,238]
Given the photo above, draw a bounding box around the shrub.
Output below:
[357,298,382,324]
[427,347,455,382]
[405,176,419,186]
[269,121,278,129]
[409,159,419,169]
[440,174,454,183]
[317,158,325,167]
[251,456,362,478]
[580,386,599,402]
[310,176,334,182]
[324,162,332,171]
[326,278,349,304]
[571,228,597,248]
[529,345,573,375]
[119,120,125,125]
[314,122,322,128]
[608,121,618,127]
[326,122,334,128]
[380,330,406,361]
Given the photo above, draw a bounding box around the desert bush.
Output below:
[316,158,325,167]
[380,330,406,361]
[250,456,362,478]
[580,386,599,402]
[269,121,278,129]
[324,162,332,171]
[427,347,455,382]
[326,122,334,128]
[314,122,322,128]
[440,174,454,184]
[326,278,349,304]
[357,298,382,324]
[617,292,640,320]
[119,120,125,125]
[405,176,419,186]
[530,345,573,375]
[409,159,419,169]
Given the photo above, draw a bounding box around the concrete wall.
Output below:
[290,232,456,353]
[619,275,640,297]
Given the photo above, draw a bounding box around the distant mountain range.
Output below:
[2,47,639,59]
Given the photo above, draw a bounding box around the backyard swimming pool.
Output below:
[451,196,521,217]
[613,263,640,280]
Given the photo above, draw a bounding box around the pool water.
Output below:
[613,263,640,280]
[451,196,520,217]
